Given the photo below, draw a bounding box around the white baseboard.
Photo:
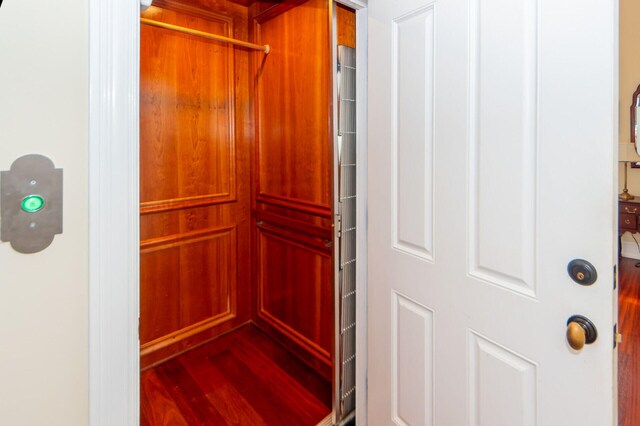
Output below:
[621,239,640,260]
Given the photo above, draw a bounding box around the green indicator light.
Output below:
[21,195,45,213]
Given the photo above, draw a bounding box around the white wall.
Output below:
[0,0,88,424]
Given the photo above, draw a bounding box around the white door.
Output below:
[368,0,617,423]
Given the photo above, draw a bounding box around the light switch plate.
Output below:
[1,154,63,253]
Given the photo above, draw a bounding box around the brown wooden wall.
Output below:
[250,0,334,379]
[139,0,253,368]
[139,0,348,378]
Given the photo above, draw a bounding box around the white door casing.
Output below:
[89,0,140,424]
[368,0,617,424]
[87,0,370,424]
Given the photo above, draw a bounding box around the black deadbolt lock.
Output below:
[567,259,597,286]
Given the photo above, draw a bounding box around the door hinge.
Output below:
[613,264,617,290]
[335,203,342,238]
[614,323,622,348]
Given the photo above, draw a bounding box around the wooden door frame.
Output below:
[87,0,368,424]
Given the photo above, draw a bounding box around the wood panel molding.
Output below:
[254,226,332,374]
[256,193,332,218]
[256,220,331,254]
[149,0,237,23]
[252,0,333,212]
[140,311,237,356]
[140,225,236,252]
[251,0,309,24]
[140,226,238,350]
[255,210,332,240]
[140,5,237,207]
[257,309,331,365]
[140,194,235,215]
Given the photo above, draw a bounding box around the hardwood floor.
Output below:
[619,257,640,426]
[141,324,332,425]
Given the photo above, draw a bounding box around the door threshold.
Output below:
[316,413,334,426]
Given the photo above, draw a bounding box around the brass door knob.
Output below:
[567,322,586,350]
[566,315,598,351]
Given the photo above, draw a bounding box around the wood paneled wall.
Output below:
[140,0,252,368]
[250,0,334,379]
[139,0,345,379]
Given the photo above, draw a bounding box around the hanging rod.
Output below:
[140,18,270,54]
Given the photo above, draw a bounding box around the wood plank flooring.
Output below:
[619,257,640,426]
[140,324,332,425]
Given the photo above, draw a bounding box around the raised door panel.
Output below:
[392,293,434,426]
[468,331,537,426]
[468,0,538,298]
[392,6,435,262]
[140,0,252,366]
